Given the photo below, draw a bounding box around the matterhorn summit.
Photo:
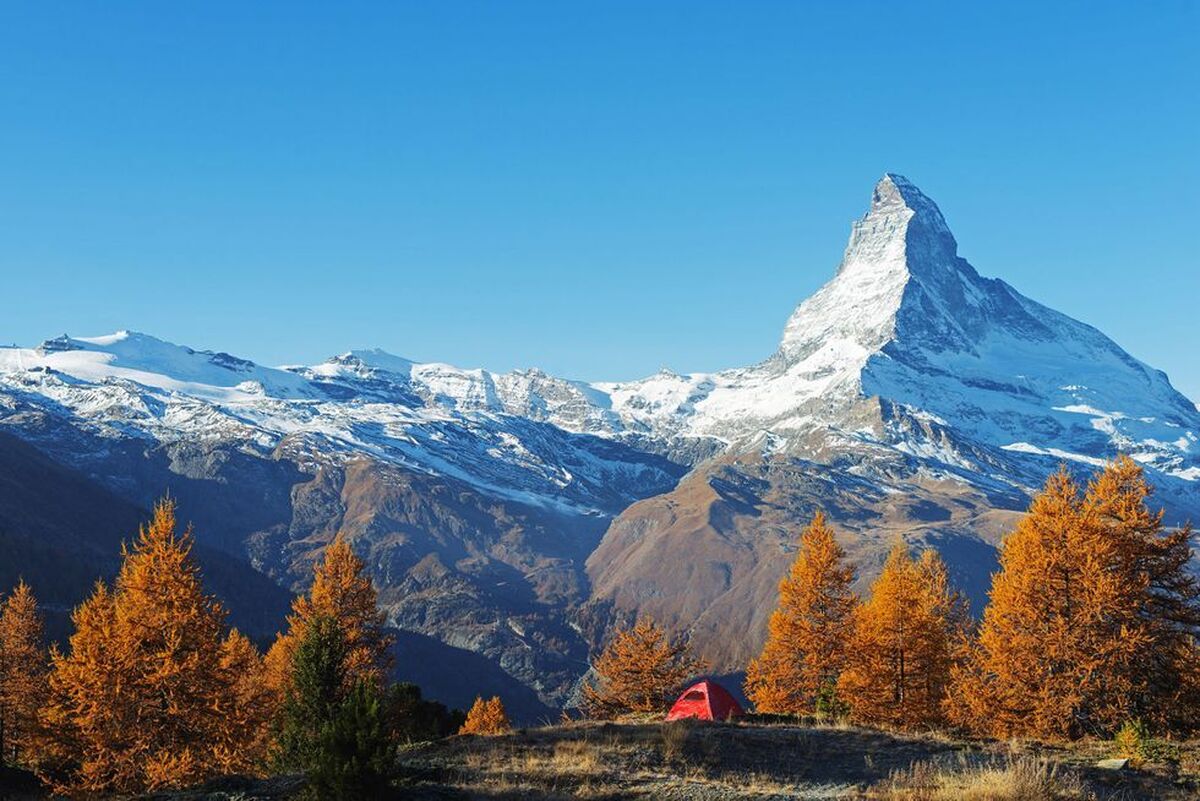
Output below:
[779,173,957,362]
[599,175,1198,497]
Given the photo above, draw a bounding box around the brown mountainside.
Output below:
[586,452,1021,673]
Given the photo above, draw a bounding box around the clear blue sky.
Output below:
[2,2,1197,399]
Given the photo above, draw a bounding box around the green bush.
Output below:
[307,680,396,801]
[1112,719,1180,766]
[814,680,850,721]
[272,616,349,774]
[271,615,400,800]
[386,683,465,743]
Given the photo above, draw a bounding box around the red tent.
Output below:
[666,679,745,722]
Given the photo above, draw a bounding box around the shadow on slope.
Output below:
[390,629,554,725]
[0,431,291,642]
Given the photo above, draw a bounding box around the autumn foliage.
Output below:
[582,617,705,718]
[214,629,274,773]
[0,454,1193,797]
[744,512,856,715]
[949,458,1200,739]
[458,696,511,735]
[0,497,462,796]
[0,580,48,766]
[265,537,394,701]
[38,499,269,794]
[837,544,968,730]
[1086,457,1200,734]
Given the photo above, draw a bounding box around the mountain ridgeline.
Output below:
[1,174,1196,710]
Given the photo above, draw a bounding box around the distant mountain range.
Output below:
[2,174,1196,714]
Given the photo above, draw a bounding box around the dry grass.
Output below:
[868,754,1092,801]
[659,719,695,761]
[398,721,1200,800]
[461,734,622,777]
[437,727,652,799]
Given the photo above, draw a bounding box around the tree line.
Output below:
[584,456,1200,741]
[0,499,474,798]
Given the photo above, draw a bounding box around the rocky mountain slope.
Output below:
[0,429,293,643]
[1,175,1196,706]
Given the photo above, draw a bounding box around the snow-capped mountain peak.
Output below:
[863,173,957,263]
[601,175,1199,498]
[339,348,416,375]
[2,330,317,401]
[0,174,1195,517]
[779,173,964,364]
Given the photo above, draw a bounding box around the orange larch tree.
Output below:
[582,617,705,718]
[0,580,48,767]
[1083,455,1200,734]
[110,499,227,790]
[40,583,126,793]
[947,466,1152,740]
[744,512,856,715]
[458,695,511,735]
[910,549,970,724]
[39,499,268,794]
[838,542,968,730]
[264,537,394,700]
[212,629,274,774]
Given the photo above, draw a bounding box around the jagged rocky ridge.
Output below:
[1,174,1196,707]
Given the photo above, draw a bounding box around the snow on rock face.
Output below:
[0,336,681,516]
[0,331,319,403]
[846,178,1199,485]
[779,173,929,362]
[0,174,1196,519]
[589,174,1200,499]
[586,173,974,446]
